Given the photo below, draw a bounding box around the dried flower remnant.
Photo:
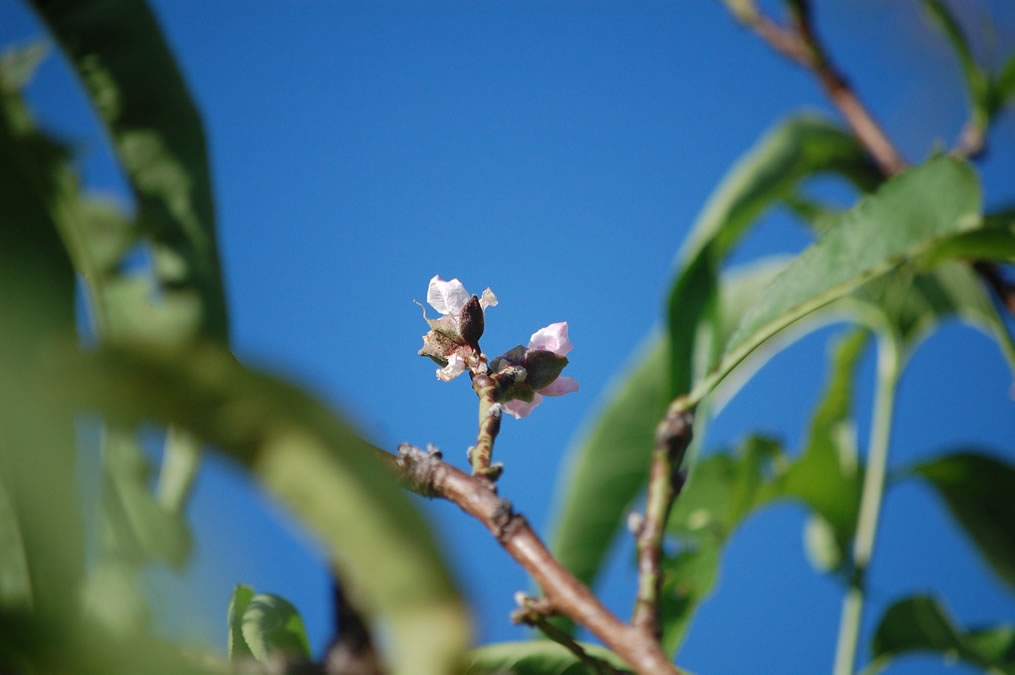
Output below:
[417,275,497,380]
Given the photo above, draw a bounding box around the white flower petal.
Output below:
[435,353,466,381]
[502,393,543,419]
[480,287,498,311]
[527,321,572,356]
[427,275,471,317]
[539,376,579,397]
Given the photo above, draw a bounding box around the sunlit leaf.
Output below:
[464,640,631,675]
[53,343,471,675]
[669,115,879,397]
[239,592,311,663]
[30,0,229,341]
[907,451,1015,593]
[0,476,31,610]
[870,595,1015,674]
[690,157,981,407]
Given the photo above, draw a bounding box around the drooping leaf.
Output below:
[240,593,311,663]
[870,595,1015,674]
[907,451,1015,593]
[550,257,790,596]
[689,156,982,407]
[668,115,879,397]
[30,0,229,341]
[227,584,255,661]
[53,343,471,675]
[464,640,632,675]
[994,53,1015,113]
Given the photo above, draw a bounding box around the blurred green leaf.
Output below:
[54,342,471,675]
[0,41,48,92]
[869,595,1015,674]
[921,0,990,116]
[81,560,149,637]
[691,156,982,407]
[928,207,1015,264]
[803,513,842,573]
[99,429,191,569]
[994,53,1015,113]
[30,0,229,341]
[240,592,311,663]
[464,640,632,674]
[227,584,255,661]
[907,451,1015,593]
[668,115,879,397]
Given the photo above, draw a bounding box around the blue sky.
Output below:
[3,1,1015,673]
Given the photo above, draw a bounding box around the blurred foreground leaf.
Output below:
[54,342,471,675]
[238,591,311,663]
[30,0,229,341]
[869,595,1015,674]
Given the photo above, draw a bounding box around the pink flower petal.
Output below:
[503,393,543,419]
[527,321,572,356]
[540,375,579,396]
[427,275,470,317]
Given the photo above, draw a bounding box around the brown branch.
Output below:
[632,408,693,639]
[386,444,681,675]
[743,9,907,176]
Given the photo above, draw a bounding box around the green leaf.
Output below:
[549,256,789,597]
[993,52,1015,113]
[907,451,1015,593]
[870,595,1015,674]
[921,0,990,113]
[928,207,1015,263]
[240,593,311,663]
[55,343,471,675]
[227,584,255,661]
[0,41,48,92]
[30,0,229,341]
[99,429,191,569]
[668,115,879,397]
[464,640,631,675]
[690,156,982,407]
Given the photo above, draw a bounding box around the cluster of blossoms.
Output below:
[418,275,578,418]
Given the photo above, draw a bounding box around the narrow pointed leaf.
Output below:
[690,157,981,407]
[908,451,1015,593]
[922,0,988,106]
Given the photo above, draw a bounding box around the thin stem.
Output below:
[833,338,900,675]
[469,372,503,480]
[632,408,693,639]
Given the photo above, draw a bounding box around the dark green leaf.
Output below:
[53,343,471,675]
[928,207,1015,263]
[227,584,255,661]
[692,157,982,407]
[240,593,311,663]
[464,640,631,675]
[31,0,229,341]
[870,595,1015,673]
[993,53,1015,113]
[908,451,1015,593]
